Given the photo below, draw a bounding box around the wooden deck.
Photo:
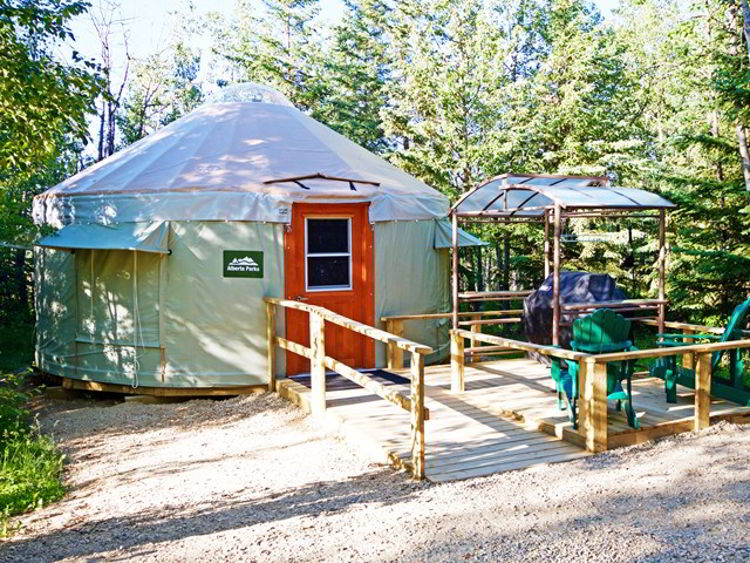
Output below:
[278,358,750,482]
[422,359,750,449]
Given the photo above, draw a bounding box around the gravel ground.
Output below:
[2,392,750,562]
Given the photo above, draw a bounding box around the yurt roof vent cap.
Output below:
[205,82,294,107]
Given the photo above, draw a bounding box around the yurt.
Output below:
[32,84,482,392]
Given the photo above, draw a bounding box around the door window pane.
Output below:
[307,219,349,254]
[307,257,350,288]
[305,218,352,291]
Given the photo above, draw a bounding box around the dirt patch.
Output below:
[2,394,750,562]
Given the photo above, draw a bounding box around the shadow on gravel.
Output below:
[37,393,292,442]
[413,467,750,561]
[0,470,423,562]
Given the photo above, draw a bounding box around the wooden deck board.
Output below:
[277,357,750,482]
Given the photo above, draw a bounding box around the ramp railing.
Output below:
[264,297,433,479]
[382,309,524,367]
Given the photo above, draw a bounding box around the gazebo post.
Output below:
[452,210,459,330]
[552,204,562,346]
[543,209,550,279]
[658,208,666,334]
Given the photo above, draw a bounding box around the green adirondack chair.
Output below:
[649,297,750,405]
[550,308,640,430]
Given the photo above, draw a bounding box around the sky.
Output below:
[69,0,621,64]
[64,0,620,156]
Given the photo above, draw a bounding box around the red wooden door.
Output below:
[284,203,375,375]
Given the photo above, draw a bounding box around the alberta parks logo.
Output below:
[223,250,264,278]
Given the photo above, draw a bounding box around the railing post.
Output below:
[582,358,608,453]
[694,351,711,431]
[468,314,480,365]
[544,208,550,279]
[682,329,695,371]
[552,203,562,346]
[657,208,666,335]
[577,357,588,430]
[450,330,465,393]
[265,301,277,392]
[410,350,425,480]
[386,319,405,370]
[310,310,326,418]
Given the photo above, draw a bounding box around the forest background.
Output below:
[3,0,750,359]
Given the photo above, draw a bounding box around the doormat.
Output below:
[290,369,410,391]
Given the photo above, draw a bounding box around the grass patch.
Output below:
[0,371,65,537]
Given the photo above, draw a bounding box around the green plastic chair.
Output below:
[550,309,640,429]
[649,297,750,404]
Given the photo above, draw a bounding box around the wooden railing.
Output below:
[561,299,665,326]
[449,328,586,395]
[562,298,666,313]
[382,310,524,367]
[265,297,433,479]
[458,290,533,302]
[637,318,750,337]
[450,327,750,453]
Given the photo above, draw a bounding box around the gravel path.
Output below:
[2,392,750,562]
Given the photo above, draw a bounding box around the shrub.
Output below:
[0,372,65,536]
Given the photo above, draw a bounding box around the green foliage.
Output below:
[0,373,30,440]
[117,45,204,145]
[313,0,392,152]
[211,0,324,109]
[0,372,65,536]
[0,0,102,175]
[0,322,33,373]
[116,4,205,146]
[1,0,749,332]
[0,434,65,532]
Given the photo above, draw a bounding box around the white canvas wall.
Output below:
[35,221,286,388]
[35,218,450,388]
[161,221,285,387]
[374,221,451,366]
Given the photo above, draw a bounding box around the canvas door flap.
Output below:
[76,249,161,348]
[434,219,488,248]
[37,221,170,254]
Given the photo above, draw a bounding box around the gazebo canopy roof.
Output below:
[453,174,675,218]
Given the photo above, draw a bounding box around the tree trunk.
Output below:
[736,125,750,192]
[97,99,106,161]
[503,232,510,290]
[14,249,27,318]
[107,101,117,156]
[495,243,503,290]
[712,111,725,183]
[741,0,750,60]
[473,246,484,292]
[728,3,750,191]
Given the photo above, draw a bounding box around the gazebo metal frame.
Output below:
[450,174,677,345]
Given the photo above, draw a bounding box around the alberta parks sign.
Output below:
[223,250,264,279]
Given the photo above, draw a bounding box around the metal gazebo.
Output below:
[449,174,676,345]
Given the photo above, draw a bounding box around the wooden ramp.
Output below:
[278,364,589,483]
[278,358,750,482]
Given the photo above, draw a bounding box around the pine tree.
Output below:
[613,0,750,319]
[212,0,323,110]
[312,0,391,153]
[381,0,509,197]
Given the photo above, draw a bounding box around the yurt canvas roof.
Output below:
[33,90,449,227]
